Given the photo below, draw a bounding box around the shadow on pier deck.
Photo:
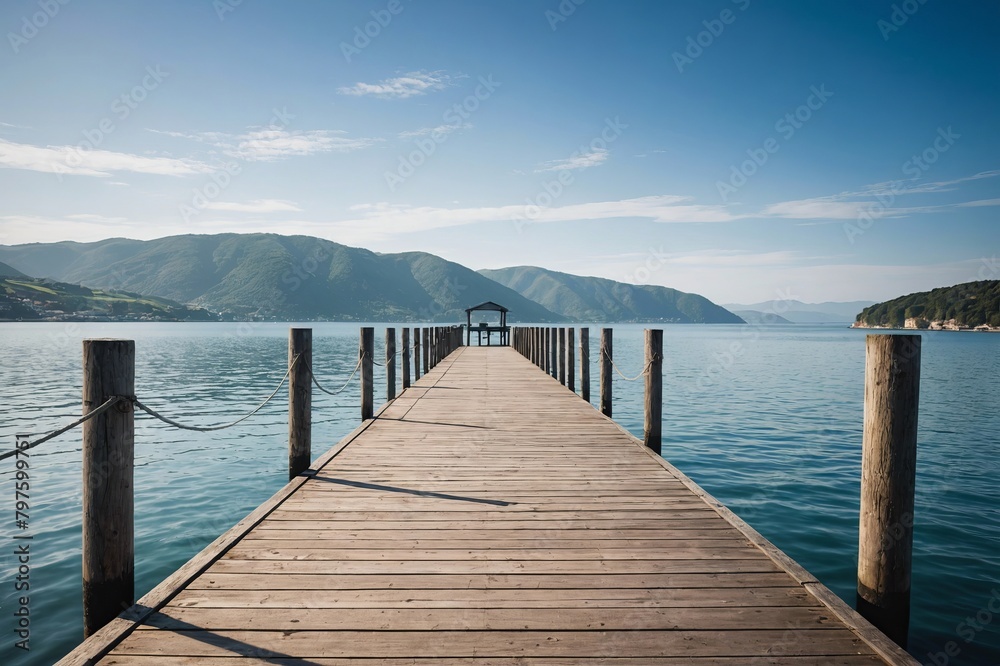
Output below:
[60,346,917,665]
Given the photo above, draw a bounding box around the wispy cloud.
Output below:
[957,198,1000,208]
[330,194,739,241]
[204,199,302,213]
[337,70,458,99]
[760,169,1000,220]
[536,147,608,173]
[151,127,378,161]
[398,123,471,140]
[0,138,213,177]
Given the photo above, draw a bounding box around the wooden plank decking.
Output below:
[61,346,917,665]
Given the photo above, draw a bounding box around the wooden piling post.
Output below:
[82,338,135,637]
[413,328,421,381]
[857,334,921,648]
[600,328,612,417]
[288,328,312,480]
[580,328,590,402]
[360,327,374,420]
[644,329,663,455]
[386,328,396,401]
[422,328,430,375]
[558,328,567,386]
[402,328,411,389]
[551,328,559,379]
[567,328,575,392]
[543,328,550,374]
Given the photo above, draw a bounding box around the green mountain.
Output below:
[1,274,215,321]
[0,261,27,278]
[856,280,1000,328]
[479,266,744,324]
[0,234,563,322]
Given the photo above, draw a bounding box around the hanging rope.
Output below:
[603,348,652,382]
[370,350,396,367]
[307,356,362,396]
[0,396,124,462]
[132,355,299,432]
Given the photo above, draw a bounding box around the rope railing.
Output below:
[369,350,397,367]
[603,348,652,382]
[0,347,376,458]
[308,356,363,396]
[1,396,124,462]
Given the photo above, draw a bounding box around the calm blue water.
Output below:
[0,322,997,665]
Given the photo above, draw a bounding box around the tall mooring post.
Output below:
[413,327,421,381]
[402,327,411,389]
[288,328,312,479]
[82,339,135,637]
[386,328,396,401]
[857,334,920,648]
[644,329,663,455]
[360,327,374,420]
[600,328,612,418]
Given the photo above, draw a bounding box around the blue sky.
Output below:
[0,0,997,303]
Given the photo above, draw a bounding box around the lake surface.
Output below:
[0,322,997,665]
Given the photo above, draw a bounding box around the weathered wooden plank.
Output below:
[207,558,783,575]
[146,606,840,631]
[187,572,803,591]
[220,546,768,561]
[108,629,876,658]
[168,586,818,608]
[101,656,885,665]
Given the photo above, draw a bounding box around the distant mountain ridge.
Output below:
[0,235,562,322]
[480,266,744,324]
[723,299,875,323]
[1,234,744,324]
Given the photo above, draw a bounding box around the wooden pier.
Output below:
[60,345,917,665]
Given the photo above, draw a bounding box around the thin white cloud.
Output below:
[760,169,1000,220]
[536,148,608,173]
[233,129,375,160]
[204,199,302,213]
[398,123,470,140]
[338,70,457,99]
[66,214,129,224]
[149,127,378,162]
[957,198,1000,208]
[330,195,738,242]
[0,138,214,177]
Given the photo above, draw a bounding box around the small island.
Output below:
[852,280,1000,332]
